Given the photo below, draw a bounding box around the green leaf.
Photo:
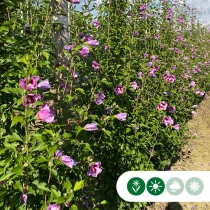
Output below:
[103,129,111,136]
[4,142,18,152]
[1,87,23,96]
[4,133,23,142]
[75,88,85,95]
[101,78,111,85]
[13,181,23,192]
[0,172,15,182]
[84,143,93,153]
[57,66,67,71]
[33,181,51,192]
[70,205,78,210]
[31,133,43,141]
[51,189,61,198]
[126,128,131,133]
[37,155,48,163]
[41,51,50,61]
[0,26,9,32]
[11,115,24,127]
[63,179,72,190]
[100,200,107,205]
[32,142,47,152]
[73,180,84,191]
[75,126,83,135]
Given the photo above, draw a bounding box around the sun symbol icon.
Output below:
[147,177,165,195]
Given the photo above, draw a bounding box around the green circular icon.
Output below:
[127,177,145,196]
[185,177,204,196]
[166,177,184,196]
[147,177,165,196]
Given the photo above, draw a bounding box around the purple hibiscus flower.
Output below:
[157,101,168,111]
[47,204,61,210]
[92,61,100,70]
[20,194,27,204]
[86,40,99,46]
[84,123,98,131]
[55,150,62,157]
[38,79,51,90]
[115,113,127,121]
[88,162,102,177]
[130,81,137,90]
[114,85,124,95]
[37,103,55,124]
[78,46,89,57]
[95,92,105,105]
[162,116,174,126]
[19,76,40,91]
[93,20,100,28]
[22,94,41,106]
[60,155,77,168]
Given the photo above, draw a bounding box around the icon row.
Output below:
[127,177,204,196]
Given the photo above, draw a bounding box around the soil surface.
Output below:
[147,92,210,210]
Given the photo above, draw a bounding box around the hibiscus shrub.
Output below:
[1,0,210,210]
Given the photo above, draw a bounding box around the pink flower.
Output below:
[190,81,196,87]
[157,101,168,111]
[169,106,176,113]
[47,204,61,210]
[84,123,98,131]
[162,116,174,126]
[195,89,200,94]
[149,68,156,77]
[92,61,100,70]
[38,79,50,90]
[154,34,160,40]
[83,34,93,41]
[64,45,73,52]
[20,194,27,204]
[86,40,99,46]
[163,72,176,83]
[93,20,100,28]
[95,92,105,105]
[137,72,143,77]
[114,85,124,95]
[55,150,62,157]
[140,4,147,11]
[37,104,55,123]
[171,65,176,70]
[115,113,127,121]
[60,155,77,168]
[19,76,40,91]
[130,81,137,90]
[193,132,198,136]
[88,162,102,177]
[200,91,205,96]
[192,111,196,115]
[173,124,179,130]
[72,0,79,3]
[78,46,89,57]
[22,94,41,106]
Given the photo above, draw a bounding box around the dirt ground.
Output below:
[147,92,210,210]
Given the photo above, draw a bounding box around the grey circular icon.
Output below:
[166,177,184,195]
[185,177,204,196]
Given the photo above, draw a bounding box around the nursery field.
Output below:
[1,0,210,209]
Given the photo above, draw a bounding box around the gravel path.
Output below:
[147,92,210,210]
